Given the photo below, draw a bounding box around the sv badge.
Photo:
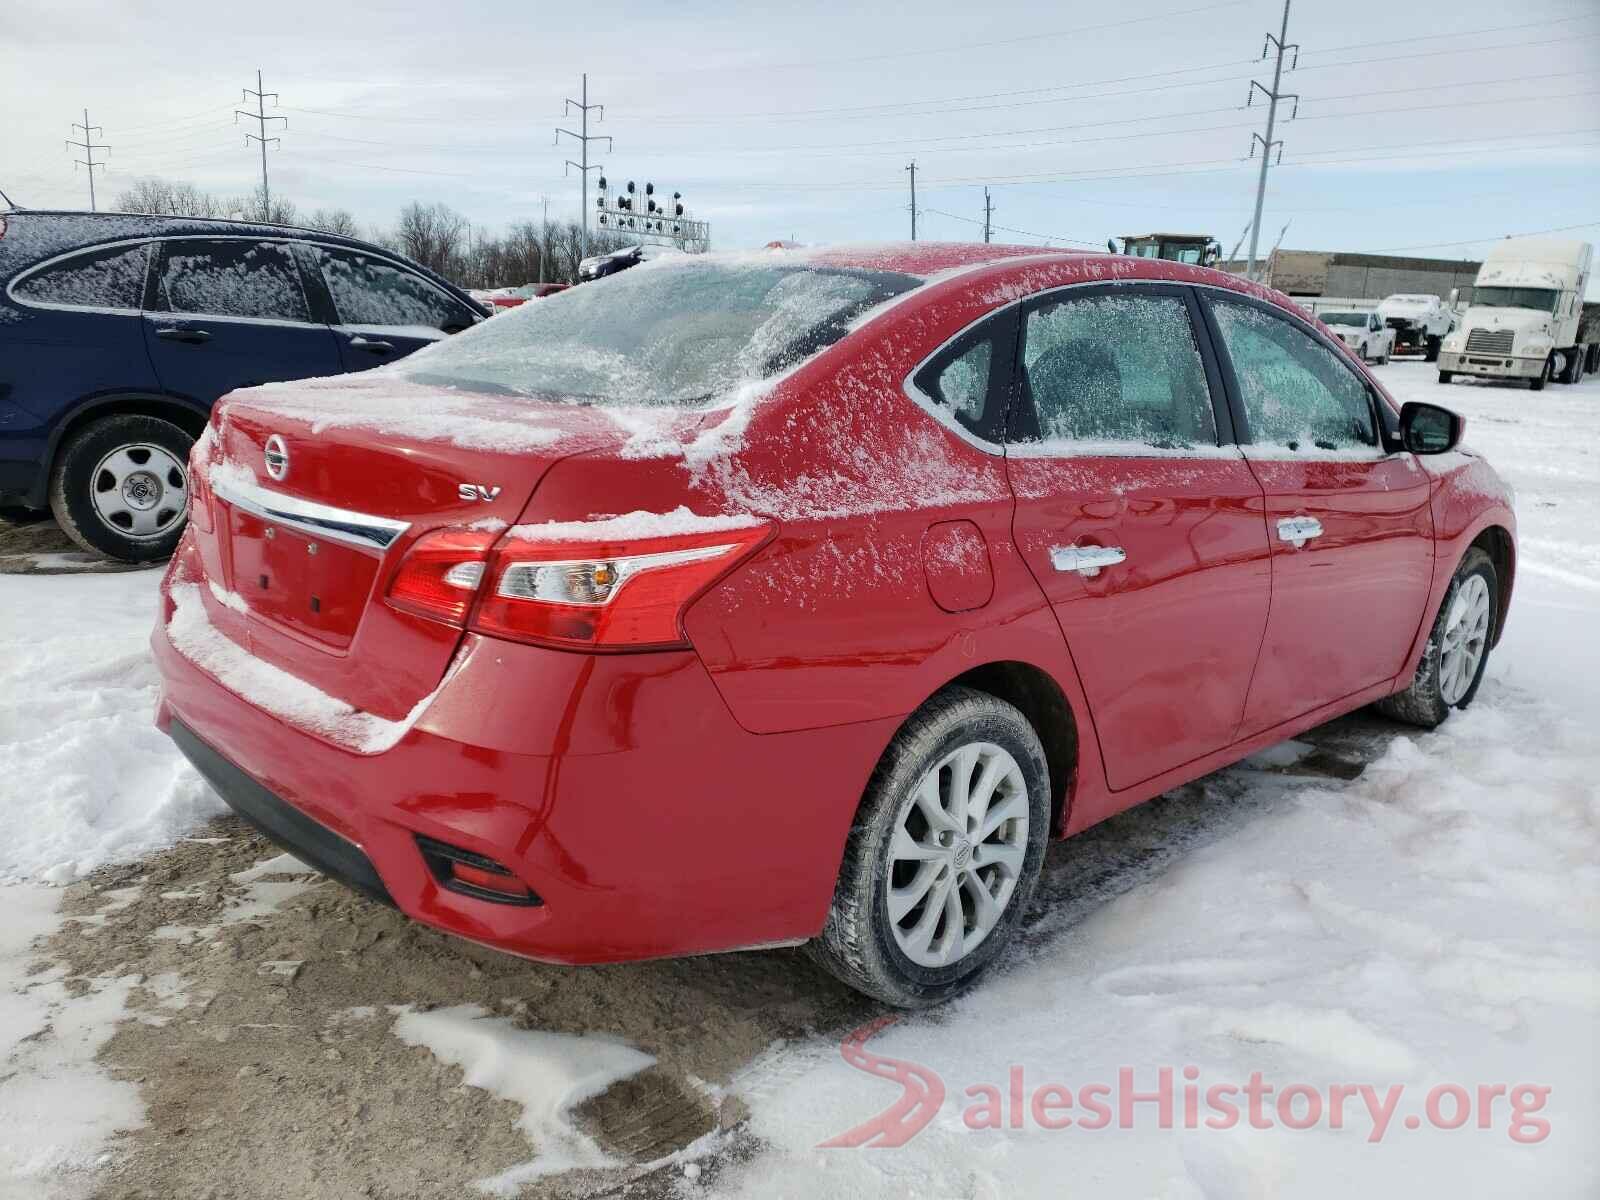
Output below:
[458,483,502,503]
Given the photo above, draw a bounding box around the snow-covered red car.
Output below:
[152,246,1516,1007]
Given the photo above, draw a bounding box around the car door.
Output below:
[310,245,480,373]
[1369,312,1392,357]
[1005,283,1272,792]
[142,238,343,406]
[1199,291,1433,736]
[3,240,160,487]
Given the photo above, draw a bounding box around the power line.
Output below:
[65,108,110,211]
[236,69,286,220]
[556,73,610,256]
[1370,221,1600,253]
[922,206,1097,247]
[603,23,1596,126]
[1245,0,1297,279]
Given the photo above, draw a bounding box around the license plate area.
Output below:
[228,508,379,650]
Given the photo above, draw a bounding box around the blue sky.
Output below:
[4,0,1596,286]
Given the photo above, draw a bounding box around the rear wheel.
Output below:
[1376,547,1496,729]
[1556,348,1582,385]
[810,686,1050,1008]
[49,414,193,562]
[1438,371,1453,384]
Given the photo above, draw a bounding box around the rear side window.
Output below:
[910,315,1009,443]
[158,240,310,322]
[1016,292,1218,450]
[12,242,149,311]
[319,249,474,330]
[1209,300,1378,452]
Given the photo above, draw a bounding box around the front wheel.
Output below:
[1530,357,1552,391]
[810,687,1050,1008]
[1424,335,1442,363]
[49,414,193,562]
[1438,371,1454,384]
[1376,547,1497,729]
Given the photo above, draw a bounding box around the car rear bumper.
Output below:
[151,545,899,965]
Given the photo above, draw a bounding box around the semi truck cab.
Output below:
[1439,237,1594,389]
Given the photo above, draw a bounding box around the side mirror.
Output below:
[1399,401,1463,455]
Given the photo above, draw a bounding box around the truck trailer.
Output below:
[1438,237,1594,389]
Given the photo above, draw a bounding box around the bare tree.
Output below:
[114,178,228,218]
[305,208,359,237]
[395,202,467,275]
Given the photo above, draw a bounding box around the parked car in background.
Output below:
[1376,293,1454,360]
[154,245,1515,1008]
[1319,309,1394,364]
[480,282,571,312]
[0,210,488,560]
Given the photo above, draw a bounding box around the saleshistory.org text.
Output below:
[820,1018,1552,1149]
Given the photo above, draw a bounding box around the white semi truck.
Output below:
[1438,237,1595,390]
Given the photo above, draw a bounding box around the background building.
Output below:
[1221,249,1483,301]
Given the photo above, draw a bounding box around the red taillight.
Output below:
[385,528,498,626]
[470,523,770,650]
[186,435,214,534]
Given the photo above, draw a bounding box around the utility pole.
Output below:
[1244,0,1298,281]
[982,187,993,244]
[906,161,917,241]
[236,70,286,222]
[66,110,109,212]
[538,194,550,284]
[557,74,611,258]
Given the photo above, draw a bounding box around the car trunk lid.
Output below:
[194,375,625,721]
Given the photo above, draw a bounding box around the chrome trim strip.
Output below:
[210,473,410,553]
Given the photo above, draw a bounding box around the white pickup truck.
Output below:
[1375,294,1453,360]
[1318,309,1394,364]
[1438,237,1595,390]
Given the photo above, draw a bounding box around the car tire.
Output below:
[49,414,193,562]
[809,686,1051,1008]
[1529,357,1551,391]
[1424,335,1441,363]
[1376,547,1497,730]
[1438,371,1453,384]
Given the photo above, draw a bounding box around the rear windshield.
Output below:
[1321,311,1367,326]
[400,260,920,406]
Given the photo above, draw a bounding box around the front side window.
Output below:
[1210,299,1378,453]
[320,249,475,330]
[401,261,920,408]
[13,242,149,311]
[1015,292,1218,450]
[158,240,309,322]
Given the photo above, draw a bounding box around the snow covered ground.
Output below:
[0,360,1595,1197]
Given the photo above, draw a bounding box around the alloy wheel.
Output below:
[886,742,1030,969]
[1438,574,1491,705]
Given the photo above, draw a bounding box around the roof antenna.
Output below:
[0,186,17,211]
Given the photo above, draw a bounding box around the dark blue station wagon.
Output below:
[0,210,486,560]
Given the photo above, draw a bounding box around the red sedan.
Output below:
[152,245,1515,1007]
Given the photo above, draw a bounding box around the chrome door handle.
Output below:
[1050,545,1126,577]
[1276,516,1324,548]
